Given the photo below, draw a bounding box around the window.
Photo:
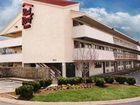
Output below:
[106,47,109,51]
[111,62,114,66]
[80,42,85,48]
[74,41,80,48]
[117,61,120,66]
[126,61,129,65]
[95,62,102,68]
[120,61,123,65]
[95,45,98,49]
[73,20,83,26]
[106,62,109,67]
[99,46,104,50]
[95,45,104,50]
[85,43,92,48]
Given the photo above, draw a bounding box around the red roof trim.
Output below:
[33,0,78,6]
[23,3,34,7]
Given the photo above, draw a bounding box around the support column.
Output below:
[131,61,134,69]
[22,63,24,67]
[114,61,118,72]
[62,63,66,77]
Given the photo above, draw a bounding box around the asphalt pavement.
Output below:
[107,101,140,105]
[0,102,18,105]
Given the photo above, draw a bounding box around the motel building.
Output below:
[0,0,140,78]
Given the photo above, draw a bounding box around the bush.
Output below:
[38,79,46,88]
[38,79,52,88]
[126,77,136,85]
[16,85,33,99]
[22,81,40,92]
[58,78,68,85]
[95,77,105,87]
[91,75,104,82]
[58,77,83,85]
[104,76,114,84]
[115,76,127,84]
[85,77,93,83]
[68,78,76,85]
[69,77,83,85]
[45,79,52,87]
[75,77,83,84]
[15,86,22,95]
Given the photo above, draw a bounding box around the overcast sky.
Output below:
[0,0,140,40]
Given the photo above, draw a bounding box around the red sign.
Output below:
[22,3,34,29]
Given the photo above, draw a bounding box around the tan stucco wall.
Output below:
[22,0,79,63]
[0,13,22,36]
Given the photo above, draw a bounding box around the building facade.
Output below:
[0,0,140,78]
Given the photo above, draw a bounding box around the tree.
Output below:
[74,46,98,83]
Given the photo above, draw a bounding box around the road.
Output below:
[1,101,140,105]
[107,101,140,105]
[0,102,18,105]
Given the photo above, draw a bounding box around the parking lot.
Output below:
[125,71,140,85]
[0,79,22,93]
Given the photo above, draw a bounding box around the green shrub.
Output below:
[58,78,68,85]
[91,75,104,82]
[85,77,93,83]
[38,79,52,88]
[126,77,136,85]
[69,77,83,85]
[75,77,83,84]
[115,76,127,84]
[104,76,114,84]
[15,86,22,95]
[68,78,75,85]
[45,79,52,87]
[58,77,83,85]
[95,78,105,87]
[22,81,40,92]
[38,79,46,88]
[18,85,33,99]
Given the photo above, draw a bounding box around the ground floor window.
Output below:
[95,62,102,68]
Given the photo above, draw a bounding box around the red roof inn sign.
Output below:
[22,3,34,29]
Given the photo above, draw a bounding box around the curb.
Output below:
[0,96,140,105]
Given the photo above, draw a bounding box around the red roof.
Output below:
[33,0,78,6]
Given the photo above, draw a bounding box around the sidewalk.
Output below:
[0,96,140,105]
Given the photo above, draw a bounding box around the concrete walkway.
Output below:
[0,78,33,93]
[0,96,140,105]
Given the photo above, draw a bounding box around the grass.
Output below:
[31,85,140,102]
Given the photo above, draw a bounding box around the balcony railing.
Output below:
[138,55,140,60]
[0,53,22,63]
[74,48,115,61]
[73,25,114,44]
[113,38,137,50]
[114,52,137,60]
[0,37,22,48]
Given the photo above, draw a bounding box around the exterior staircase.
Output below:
[36,63,61,84]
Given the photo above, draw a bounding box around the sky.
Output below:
[0,0,140,40]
